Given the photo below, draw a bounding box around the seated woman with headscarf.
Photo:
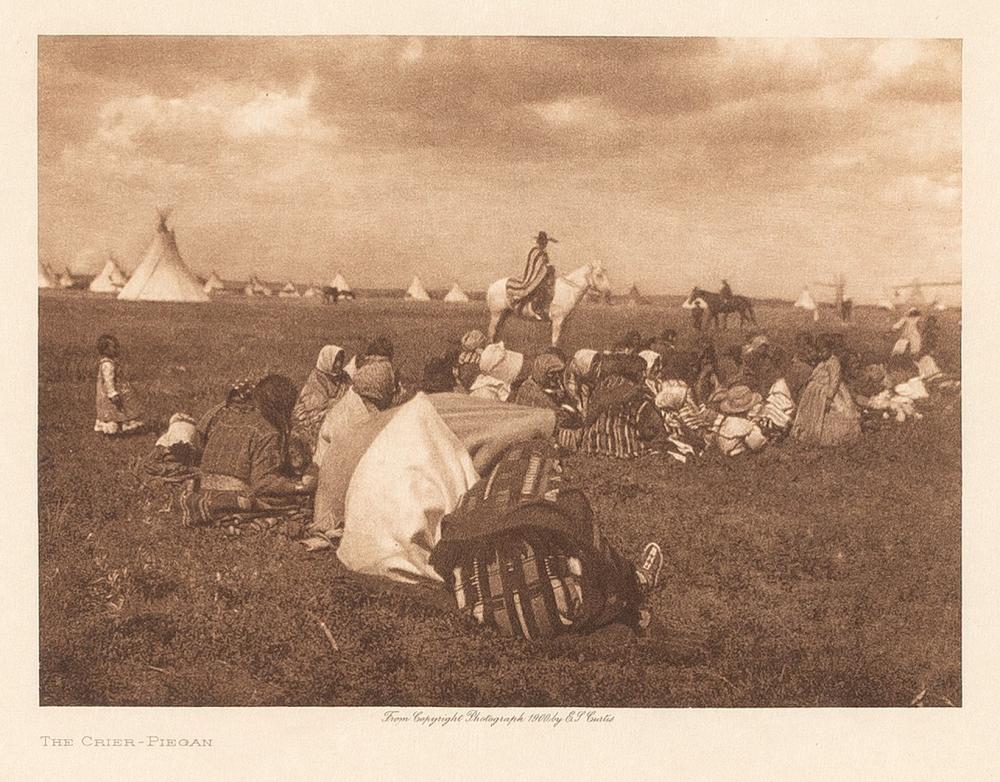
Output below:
[180,375,314,534]
[291,345,351,454]
[514,353,567,410]
[791,334,862,447]
[345,335,410,406]
[513,353,583,451]
[314,360,398,468]
[469,342,524,402]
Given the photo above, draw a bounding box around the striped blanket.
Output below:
[506,246,552,306]
[430,439,642,638]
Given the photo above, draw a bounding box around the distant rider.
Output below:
[507,231,557,321]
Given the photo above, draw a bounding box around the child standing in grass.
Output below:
[94,334,144,435]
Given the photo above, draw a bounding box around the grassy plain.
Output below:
[38,292,961,706]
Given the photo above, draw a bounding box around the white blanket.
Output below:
[336,394,479,584]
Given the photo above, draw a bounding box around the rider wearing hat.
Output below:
[508,231,558,321]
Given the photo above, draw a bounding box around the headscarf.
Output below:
[531,353,566,386]
[352,361,396,409]
[155,413,199,448]
[458,329,488,367]
[654,380,690,412]
[639,350,662,376]
[461,329,487,352]
[479,342,524,385]
[742,334,770,356]
[316,345,346,375]
[569,348,598,378]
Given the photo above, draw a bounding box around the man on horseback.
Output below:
[506,231,557,321]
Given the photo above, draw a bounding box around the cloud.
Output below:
[37,37,961,299]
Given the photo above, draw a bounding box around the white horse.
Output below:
[486,263,613,346]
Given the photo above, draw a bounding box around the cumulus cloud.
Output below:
[38,36,961,300]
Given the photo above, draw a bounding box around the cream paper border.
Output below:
[4,1,999,778]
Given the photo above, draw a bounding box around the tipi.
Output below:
[405,276,431,301]
[303,283,322,298]
[626,283,646,306]
[203,270,225,294]
[877,292,895,311]
[279,281,301,298]
[794,287,819,321]
[443,282,469,303]
[329,272,351,293]
[38,261,56,289]
[117,212,210,302]
[244,275,272,297]
[89,256,129,293]
[58,270,75,288]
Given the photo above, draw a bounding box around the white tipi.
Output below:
[329,272,351,293]
[89,256,129,293]
[794,287,819,321]
[303,283,322,298]
[443,282,470,303]
[405,276,431,301]
[117,213,210,302]
[244,275,272,297]
[279,281,301,298]
[38,261,56,289]
[203,270,225,294]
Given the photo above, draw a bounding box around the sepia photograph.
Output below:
[35,34,963,710]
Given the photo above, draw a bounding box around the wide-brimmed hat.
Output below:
[536,231,558,244]
[719,384,758,415]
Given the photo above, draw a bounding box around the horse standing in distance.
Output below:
[486,262,614,346]
[321,286,356,304]
[683,287,757,331]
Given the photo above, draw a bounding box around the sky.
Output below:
[38,37,961,302]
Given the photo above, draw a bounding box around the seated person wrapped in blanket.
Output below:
[180,375,314,534]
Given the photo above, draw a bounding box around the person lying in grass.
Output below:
[429,438,664,639]
[181,374,314,533]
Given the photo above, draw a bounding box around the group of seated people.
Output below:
[141,313,955,642]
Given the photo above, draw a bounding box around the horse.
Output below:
[322,286,355,304]
[683,287,757,331]
[486,263,613,346]
[321,286,340,304]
